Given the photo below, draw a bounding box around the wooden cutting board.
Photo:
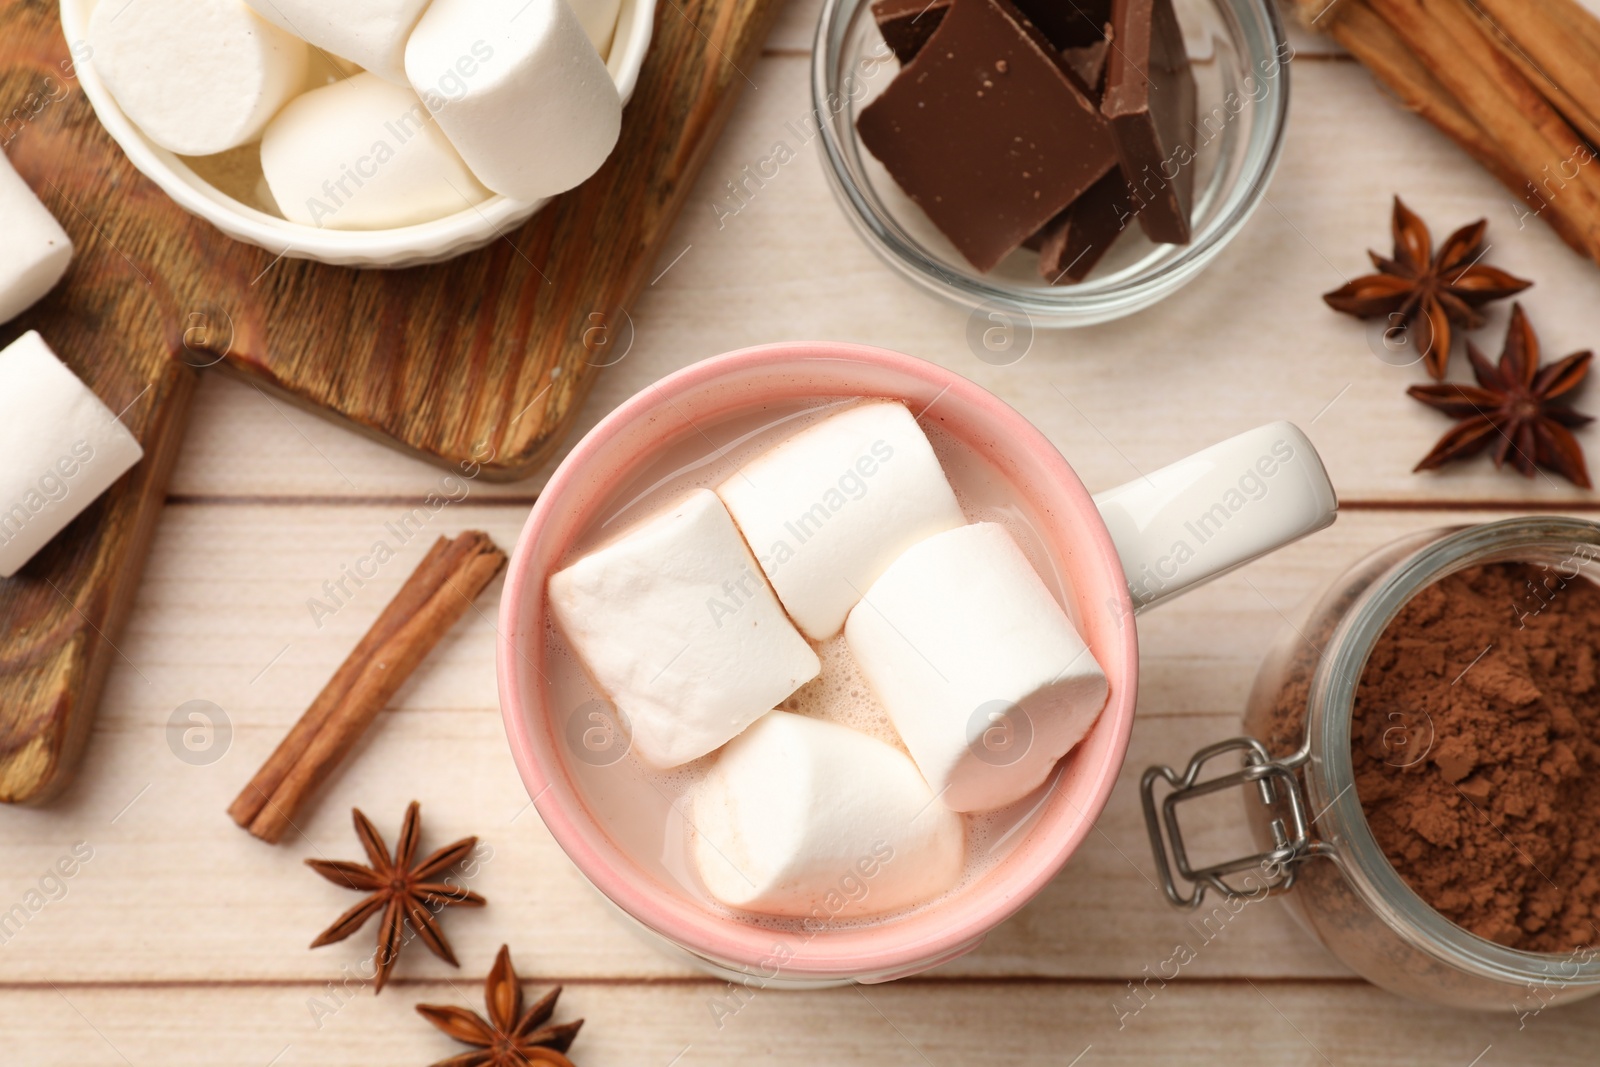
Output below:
[0,0,784,803]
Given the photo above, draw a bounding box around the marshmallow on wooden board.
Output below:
[549,489,820,768]
[89,0,308,156]
[716,400,966,640]
[0,150,72,325]
[260,73,490,229]
[691,712,964,916]
[404,0,622,200]
[845,522,1109,813]
[244,0,432,83]
[0,333,144,578]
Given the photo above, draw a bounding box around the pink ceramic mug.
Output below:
[497,342,1337,985]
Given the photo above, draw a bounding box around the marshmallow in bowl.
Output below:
[89,0,309,156]
[549,489,820,768]
[845,522,1109,813]
[0,332,144,578]
[244,0,433,84]
[0,150,72,325]
[404,0,623,200]
[260,73,489,229]
[568,0,623,54]
[717,400,965,640]
[691,712,964,917]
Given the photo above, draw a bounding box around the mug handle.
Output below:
[1092,421,1338,613]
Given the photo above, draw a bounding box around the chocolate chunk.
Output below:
[871,0,949,64]
[1018,0,1112,49]
[1102,0,1197,244]
[872,0,1110,63]
[857,0,1118,272]
[1035,169,1133,283]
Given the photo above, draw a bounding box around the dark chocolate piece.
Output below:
[1036,169,1133,283]
[857,0,1118,272]
[1018,0,1112,49]
[872,0,1111,63]
[871,0,950,64]
[1101,0,1197,244]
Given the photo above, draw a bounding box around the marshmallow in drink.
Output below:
[404,0,623,200]
[716,401,965,640]
[549,489,820,768]
[89,0,308,156]
[260,73,490,229]
[845,522,1109,813]
[244,0,433,84]
[0,150,72,325]
[692,712,964,916]
[0,333,144,579]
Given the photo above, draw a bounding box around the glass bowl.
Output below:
[812,0,1291,326]
[1146,517,1600,1010]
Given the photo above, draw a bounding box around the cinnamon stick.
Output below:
[227,536,454,828]
[1302,1,1504,175]
[1371,0,1600,200]
[1361,0,1600,263]
[1296,0,1593,260]
[1546,0,1600,72]
[1471,0,1600,145]
[228,531,507,843]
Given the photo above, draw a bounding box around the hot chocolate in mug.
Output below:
[496,342,1338,986]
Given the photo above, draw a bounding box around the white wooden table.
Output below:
[6,1,1600,1062]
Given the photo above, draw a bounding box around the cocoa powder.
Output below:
[1347,561,1600,952]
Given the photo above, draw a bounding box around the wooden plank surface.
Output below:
[6,0,1600,1061]
[6,982,1598,1065]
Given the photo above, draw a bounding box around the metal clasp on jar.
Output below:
[1141,737,1324,909]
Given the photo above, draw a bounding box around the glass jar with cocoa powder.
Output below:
[1143,517,1600,1012]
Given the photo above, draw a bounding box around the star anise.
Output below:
[1408,303,1593,487]
[1324,196,1531,379]
[416,945,583,1067]
[307,801,486,994]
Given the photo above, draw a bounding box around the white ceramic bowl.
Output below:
[59,0,657,268]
